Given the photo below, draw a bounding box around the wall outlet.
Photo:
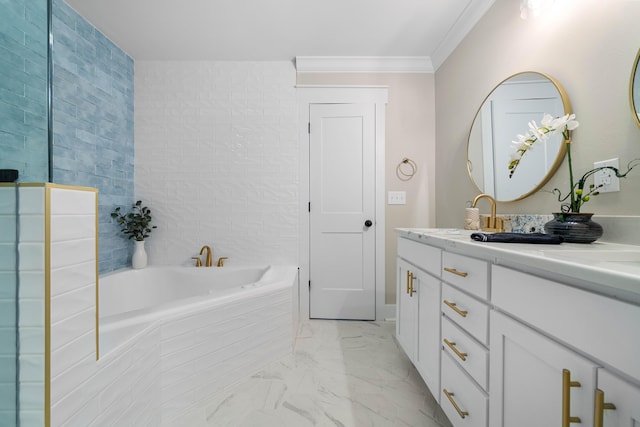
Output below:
[593,158,620,193]
[388,191,406,205]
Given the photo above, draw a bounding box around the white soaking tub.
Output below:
[97,264,298,424]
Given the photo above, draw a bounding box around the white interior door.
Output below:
[309,103,376,320]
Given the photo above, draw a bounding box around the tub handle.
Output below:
[217,257,228,267]
[191,256,202,267]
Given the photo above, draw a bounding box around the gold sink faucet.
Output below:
[217,257,228,267]
[471,193,504,232]
[200,245,213,267]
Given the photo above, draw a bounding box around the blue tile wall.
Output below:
[0,0,49,182]
[51,0,134,273]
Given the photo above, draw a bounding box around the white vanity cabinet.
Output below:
[596,369,640,426]
[440,252,489,427]
[489,310,597,427]
[396,237,442,399]
[491,265,640,427]
[395,229,640,427]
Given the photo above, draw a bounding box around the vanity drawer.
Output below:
[398,237,442,277]
[442,284,490,346]
[492,265,640,383]
[441,351,488,427]
[442,317,489,391]
[442,252,489,300]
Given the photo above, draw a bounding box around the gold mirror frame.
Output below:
[630,48,640,128]
[466,71,572,202]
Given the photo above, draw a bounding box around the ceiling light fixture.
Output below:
[520,0,556,20]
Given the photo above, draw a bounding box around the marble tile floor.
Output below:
[203,319,453,427]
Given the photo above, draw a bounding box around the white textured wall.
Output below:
[46,186,162,427]
[49,187,98,425]
[135,61,299,267]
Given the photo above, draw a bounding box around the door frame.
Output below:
[297,85,389,321]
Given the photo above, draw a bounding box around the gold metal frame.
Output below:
[466,71,573,202]
[630,48,640,129]
[37,183,99,427]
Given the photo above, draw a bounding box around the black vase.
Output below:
[544,213,603,243]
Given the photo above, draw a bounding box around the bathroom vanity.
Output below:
[395,228,640,427]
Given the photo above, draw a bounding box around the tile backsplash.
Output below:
[483,213,640,245]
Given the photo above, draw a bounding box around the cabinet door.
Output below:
[596,369,640,426]
[396,259,417,359]
[415,268,441,398]
[489,311,598,427]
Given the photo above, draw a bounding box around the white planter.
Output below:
[132,240,148,269]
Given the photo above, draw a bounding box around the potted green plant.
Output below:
[111,200,157,268]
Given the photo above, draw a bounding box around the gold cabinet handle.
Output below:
[444,267,468,278]
[443,338,468,361]
[594,388,616,427]
[443,300,468,318]
[443,389,468,419]
[562,369,582,426]
[407,270,416,296]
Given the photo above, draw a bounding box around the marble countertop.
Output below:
[396,228,640,306]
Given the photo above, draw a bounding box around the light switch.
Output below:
[388,191,406,205]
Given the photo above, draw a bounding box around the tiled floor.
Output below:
[204,320,453,427]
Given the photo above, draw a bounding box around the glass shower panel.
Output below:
[0,183,19,426]
[0,0,50,182]
[0,0,50,425]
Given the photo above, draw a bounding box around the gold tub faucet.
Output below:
[200,245,213,267]
[471,193,505,232]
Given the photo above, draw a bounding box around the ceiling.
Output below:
[63,0,495,70]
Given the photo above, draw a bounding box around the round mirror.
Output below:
[630,49,640,128]
[466,71,572,201]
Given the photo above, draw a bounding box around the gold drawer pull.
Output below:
[562,369,582,426]
[443,338,467,361]
[443,389,468,419]
[444,267,468,278]
[443,300,468,318]
[406,270,416,296]
[594,389,616,427]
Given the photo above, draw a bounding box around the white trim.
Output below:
[297,85,389,321]
[430,0,496,70]
[295,56,433,73]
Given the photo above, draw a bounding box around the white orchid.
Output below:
[509,112,638,213]
[508,113,579,178]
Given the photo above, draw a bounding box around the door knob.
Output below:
[364,220,373,227]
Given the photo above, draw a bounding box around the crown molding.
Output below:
[431,0,496,70]
[295,56,434,73]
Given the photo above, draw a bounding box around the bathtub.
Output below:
[97,264,298,424]
[99,265,296,353]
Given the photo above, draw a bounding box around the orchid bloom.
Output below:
[508,113,579,178]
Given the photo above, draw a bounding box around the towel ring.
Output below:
[396,157,417,181]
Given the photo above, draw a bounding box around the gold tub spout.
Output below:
[200,245,213,267]
[471,194,504,232]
